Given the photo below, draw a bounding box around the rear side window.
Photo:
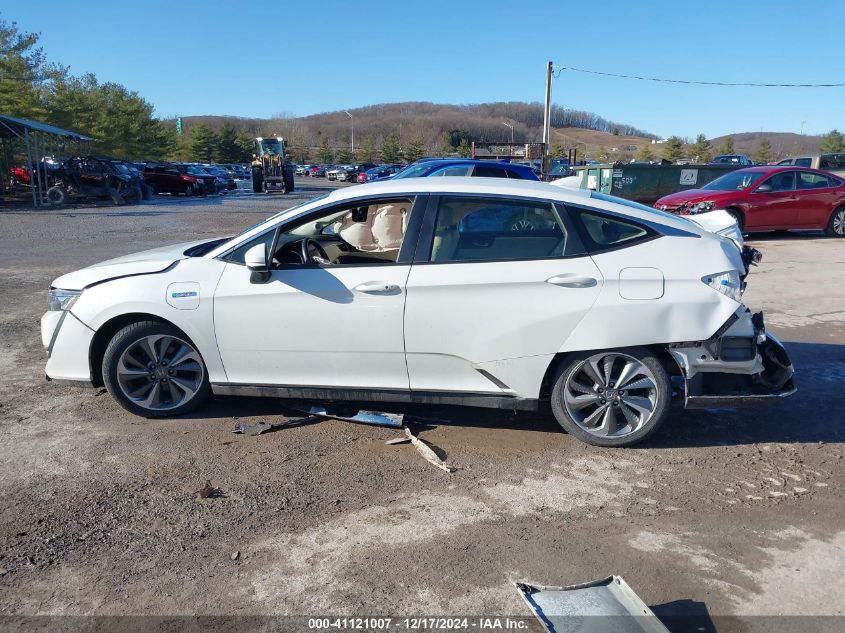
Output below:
[431,165,472,177]
[797,172,833,189]
[473,165,508,178]
[794,158,812,167]
[569,207,655,251]
[428,196,584,263]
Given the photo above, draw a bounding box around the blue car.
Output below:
[387,159,539,181]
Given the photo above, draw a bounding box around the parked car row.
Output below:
[133,162,243,196]
[292,159,542,185]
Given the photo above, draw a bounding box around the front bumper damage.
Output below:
[668,308,796,408]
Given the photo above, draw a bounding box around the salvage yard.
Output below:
[0,182,843,629]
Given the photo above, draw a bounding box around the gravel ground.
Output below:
[0,182,842,631]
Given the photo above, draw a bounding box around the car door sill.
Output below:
[211,383,541,411]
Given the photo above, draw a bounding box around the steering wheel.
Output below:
[299,238,331,265]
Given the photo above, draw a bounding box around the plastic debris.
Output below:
[231,418,274,436]
[404,427,455,473]
[196,480,223,499]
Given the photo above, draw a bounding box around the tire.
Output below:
[826,206,845,237]
[124,185,142,205]
[283,165,295,193]
[102,321,210,419]
[252,167,263,193]
[46,186,68,205]
[108,186,126,206]
[183,183,195,197]
[726,208,745,231]
[550,347,671,447]
[141,183,153,200]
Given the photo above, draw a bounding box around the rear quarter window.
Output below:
[568,206,657,253]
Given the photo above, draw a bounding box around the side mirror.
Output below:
[245,243,270,284]
[755,183,773,193]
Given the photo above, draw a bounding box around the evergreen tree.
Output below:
[457,139,471,157]
[315,136,333,163]
[636,144,654,161]
[549,144,565,158]
[335,147,352,164]
[688,134,713,163]
[380,133,401,163]
[438,133,452,157]
[358,138,377,163]
[216,122,241,162]
[188,123,218,163]
[404,133,426,163]
[820,129,844,153]
[753,138,773,164]
[717,136,735,155]
[663,136,685,162]
[0,18,51,120]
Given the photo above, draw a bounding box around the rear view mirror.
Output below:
[245,243,270,283]
[755,183,773,193]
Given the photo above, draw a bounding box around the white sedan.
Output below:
[41,178,794,447]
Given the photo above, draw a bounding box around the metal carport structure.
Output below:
[0,114,92,208]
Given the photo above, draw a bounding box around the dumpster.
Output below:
[571,163,745,204]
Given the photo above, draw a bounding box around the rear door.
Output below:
[403,195,602,397]
[794,171,839,227]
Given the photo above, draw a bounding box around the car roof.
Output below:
[731,165,832,175]
[206,177,710,259]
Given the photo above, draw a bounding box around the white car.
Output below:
[41,178,794,447]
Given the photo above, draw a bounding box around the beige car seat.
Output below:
[431,203,461,261]
[336,203,408,253]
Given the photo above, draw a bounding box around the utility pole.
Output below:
[502,121,514,144]
[542,60,553,178]
[344,111,354,158]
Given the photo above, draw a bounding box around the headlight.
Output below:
[702,271,742,302]
[692,201,715,214]
[48,289,81,311]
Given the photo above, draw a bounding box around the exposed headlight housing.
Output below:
[702,271,742,302]
[48,289,81,312]
[690,201,715,214]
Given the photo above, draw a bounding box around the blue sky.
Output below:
[7,1,845,138]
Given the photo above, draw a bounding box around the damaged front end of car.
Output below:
[668,308,796,408]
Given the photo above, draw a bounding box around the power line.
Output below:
[554,65,845,88]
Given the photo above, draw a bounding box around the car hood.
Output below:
[51,239,210,290]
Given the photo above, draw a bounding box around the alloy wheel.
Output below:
[116,334,204,411]
[833,209,845,235]
[563,352,659,438]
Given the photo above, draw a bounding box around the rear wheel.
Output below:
[103,321,210,418]
[252,167,263,193]
[550,348,670,447]
[46,185,68,205]
[826,206,845,237]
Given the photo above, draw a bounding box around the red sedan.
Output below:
[654,166,845,236]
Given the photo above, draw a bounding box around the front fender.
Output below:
[71,258,229,382]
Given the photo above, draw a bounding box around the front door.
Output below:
[403,195,602,396]
[213,196,421,390]
[748,170,800,229]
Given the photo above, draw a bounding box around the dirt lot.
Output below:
[0,183,843,632]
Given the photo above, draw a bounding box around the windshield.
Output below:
[702,171,764,191]
[589,191,700,227]
[258,139,283,156]
[393,163,439,179]
[187,166,209,176]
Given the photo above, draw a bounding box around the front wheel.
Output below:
[550,348,670,447]
[183,183,195,197]
[826,206,845,237]
[103,321,210,418]
[46,185,68,205]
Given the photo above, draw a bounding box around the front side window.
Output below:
[430,165,472,177]
[428,196,581,262]
[472,165,508,178]
[760,171,796,192]
[226,198,414,266]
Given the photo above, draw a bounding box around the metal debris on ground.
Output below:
[231,551,240,561]
[403,427,455,473]
[297,405,404,428]
[384,436,411,445]
[231,417,274,436]
[515,576,670,633]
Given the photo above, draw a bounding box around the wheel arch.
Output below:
[539,344,684,399]
[89,312,191,387]
[724,205,746,229]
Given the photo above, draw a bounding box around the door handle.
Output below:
[546,275,598,288]
[353,281,400,294]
